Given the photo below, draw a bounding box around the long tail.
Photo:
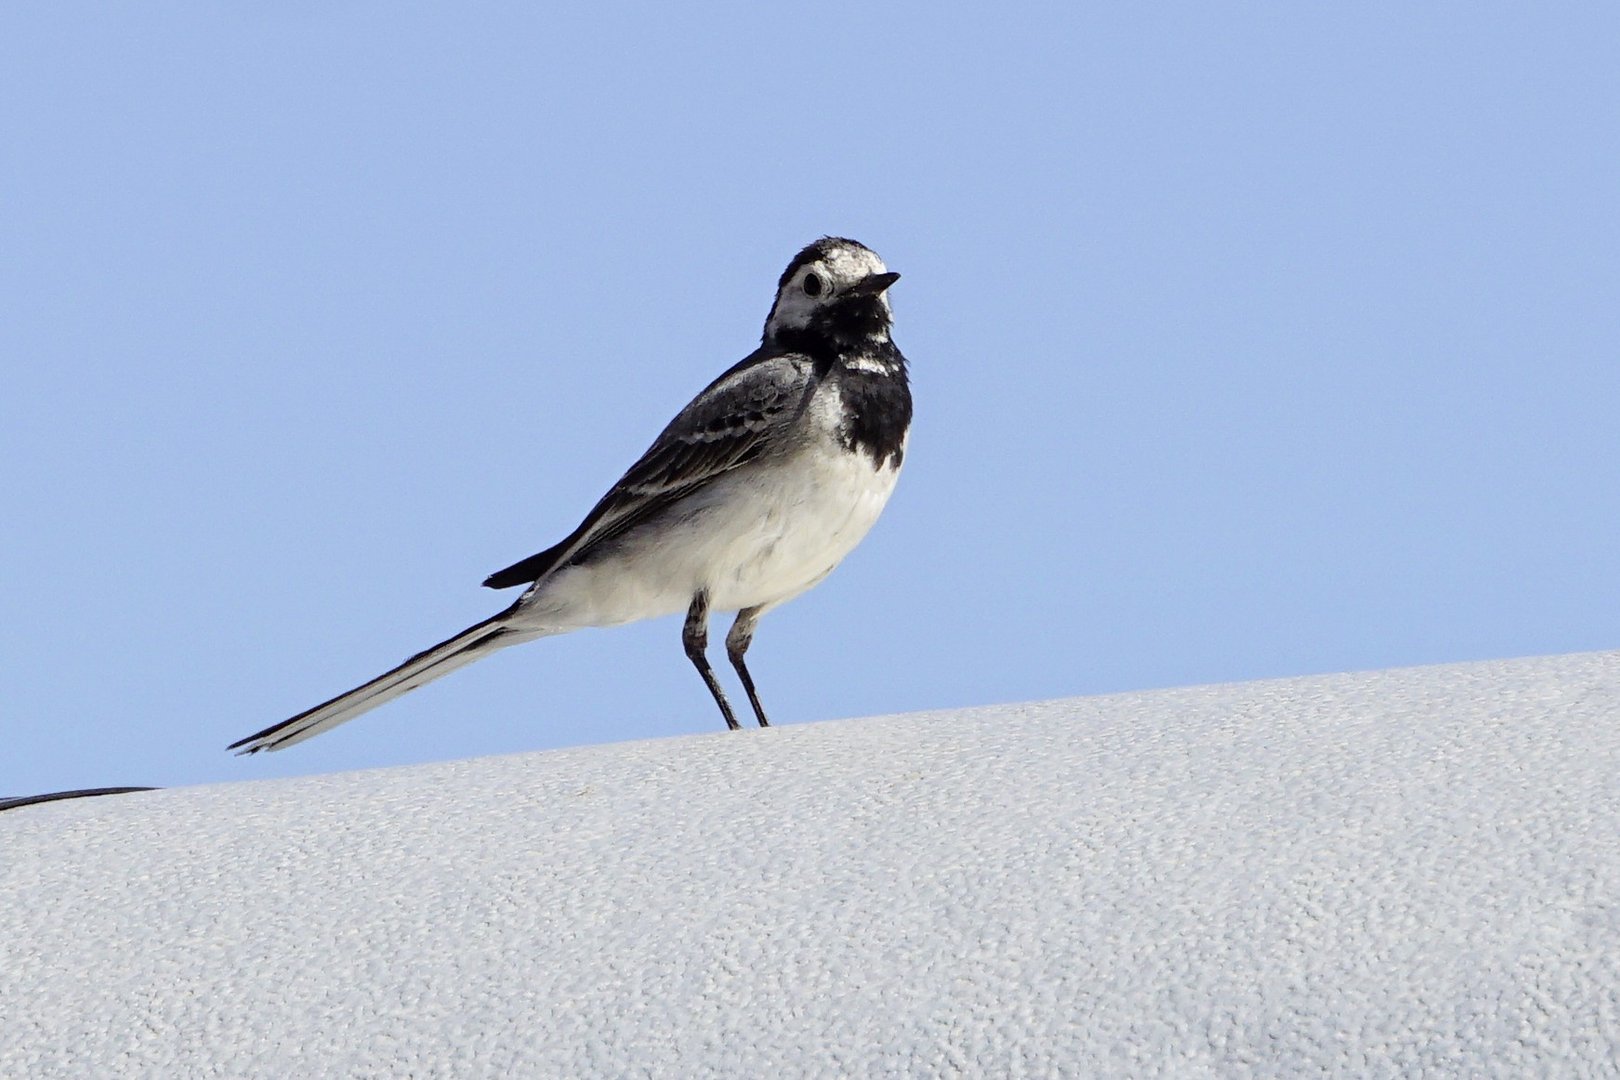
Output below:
[229,608,536,754]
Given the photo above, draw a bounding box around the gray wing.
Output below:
[483,348,816,589]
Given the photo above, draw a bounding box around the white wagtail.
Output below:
[230,237,911,753]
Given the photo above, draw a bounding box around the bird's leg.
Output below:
[684,592,740,730]
[726,606,770,728]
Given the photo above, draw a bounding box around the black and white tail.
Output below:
[229,609,538,754]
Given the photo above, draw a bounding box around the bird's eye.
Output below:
[802,272,824,298]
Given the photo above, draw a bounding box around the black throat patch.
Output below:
[834,351,912,469]
[772,291,912,470]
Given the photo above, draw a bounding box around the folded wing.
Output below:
[483,349,816,590]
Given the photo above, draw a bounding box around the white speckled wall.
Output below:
[5,651,1619,1076]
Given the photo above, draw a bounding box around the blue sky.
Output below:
[5,5,1618,793]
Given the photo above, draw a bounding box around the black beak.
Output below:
[847,271,901,296]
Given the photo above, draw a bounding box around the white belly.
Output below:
[702,441,903,611]
[519,437,905,630]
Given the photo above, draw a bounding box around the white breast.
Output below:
[704,432,905,612]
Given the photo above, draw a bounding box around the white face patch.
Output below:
[764,241,892,337]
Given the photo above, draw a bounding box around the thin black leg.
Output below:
[684,592,740,730]
[726,606,770,728]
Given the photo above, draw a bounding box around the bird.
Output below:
[229,237,912,754]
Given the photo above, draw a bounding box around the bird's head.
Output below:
[763,237,900,348]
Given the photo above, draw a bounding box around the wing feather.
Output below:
[483,349,814,589]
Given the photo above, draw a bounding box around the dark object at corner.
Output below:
[0,786,159,814]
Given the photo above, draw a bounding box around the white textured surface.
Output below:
[5,652,1620,1077]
